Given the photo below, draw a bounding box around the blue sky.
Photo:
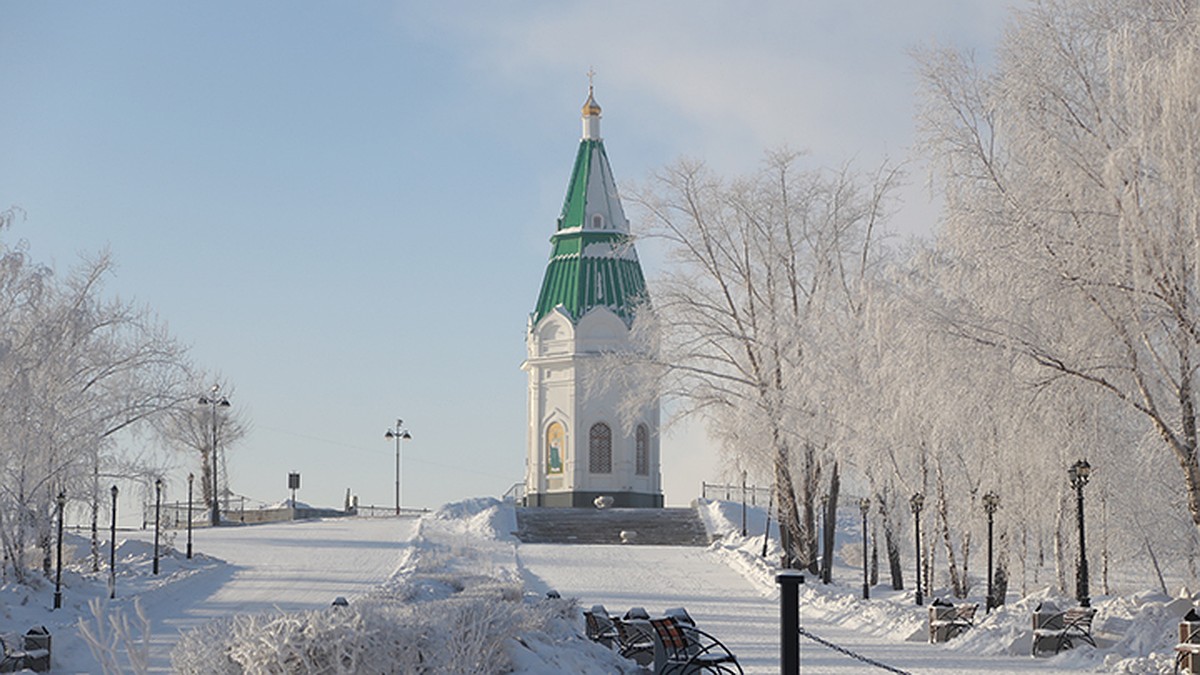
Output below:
[0,2,1011,514]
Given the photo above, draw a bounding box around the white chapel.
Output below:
[521,87,662,508]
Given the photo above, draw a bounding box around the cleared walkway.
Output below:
[518,543,779,672]
[132,517,419,672]
[517,541,1083,674]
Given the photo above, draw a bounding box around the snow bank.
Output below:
[701,497,1195,673]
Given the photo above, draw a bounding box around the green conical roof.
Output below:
[533,121,648,326]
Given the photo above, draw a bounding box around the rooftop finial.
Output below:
[582,68,602,118]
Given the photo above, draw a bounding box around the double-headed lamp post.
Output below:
[153,478,162,575]
[859,497,871,600]
[1068,459,1092,607]
[982,491,1000,613]
[910,492,925,606]
[385,419,412,515]
[199,385,231,526]
[54,491,66,609]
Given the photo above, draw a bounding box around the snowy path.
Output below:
[129,517,419,672]
[518,543,780,672]
[517,542,1080,674]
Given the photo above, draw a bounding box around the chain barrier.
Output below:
[797,624,912,675]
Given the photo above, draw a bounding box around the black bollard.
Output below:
[777,570,805,675]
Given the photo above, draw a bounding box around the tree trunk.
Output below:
[993,562,1009,609]
[926,517,935,597]
[880,499,904,590]
[934,464,962,597]
[799,444,821,574]
[201,446,214,508]
[1054,494,1068,595]
[959,531,971,599]
[870,522,879,586]
[993,532,1009,609]
[821,463,840,584]
[773,442,803,569]
[91,460,100,572]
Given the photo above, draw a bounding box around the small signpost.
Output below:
[288,472,300,508]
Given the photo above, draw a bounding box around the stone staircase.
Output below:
[514,506,711,546]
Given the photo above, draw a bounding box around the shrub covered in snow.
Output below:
[171,498,637,674]
[173,584,579,674]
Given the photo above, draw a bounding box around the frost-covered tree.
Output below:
[0,238,193,582]
[154,378,249,514]
[917,0,1200,541]
[622,151,899,569]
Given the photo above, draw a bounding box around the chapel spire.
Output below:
[582,69,602,140]
[532,83,646,326]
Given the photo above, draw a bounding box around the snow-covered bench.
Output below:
[1174,618,1200,674]
[0,633,50,673]
[928,602,977,643]
[1031,606,1096,656]
[583,605,619,649]
[648,615,742,674]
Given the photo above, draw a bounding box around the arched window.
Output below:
[546,422,565,475]
[589,422,612,473]
[635,424,649,476]
[592,214,604,229]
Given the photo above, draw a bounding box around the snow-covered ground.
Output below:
[0,498,1194,673]
[2,517,418,673]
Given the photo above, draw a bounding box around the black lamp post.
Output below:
[859,497,871,600]
[820,493,830,584]
[153,478,162,575]
[1068,459,1092,607]
[385,420,412,515]
[199,385,231,526]
[910,492,924,606]
[54,491,65,609]
[982,491,1000,613]
[761,489,773,559]
[109,484,118,599]
[186,472,194,559]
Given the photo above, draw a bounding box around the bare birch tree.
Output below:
[0,244,193,582]
[154,378,249,511]
[917,0,1200,538]
[622,150,899,568]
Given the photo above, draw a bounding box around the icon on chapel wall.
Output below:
[547,422,564,474]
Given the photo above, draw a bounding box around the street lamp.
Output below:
[385,419,412,515]
[109,484,118,599]
[859,497,871,600]
[186,472,194,559]
[153,478,162,575]
[820,493,831,584]
[199,384,231,526]
[982,491,1000,612]
[54,491,66,610]
[910,492,924,606]
[1068,459,1092,607]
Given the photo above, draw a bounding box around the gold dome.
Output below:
[581,87,602,117]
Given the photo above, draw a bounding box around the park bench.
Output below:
[1031,605,1096,656]
[928,601,977,643]
[583,604,619,649]
[1174,616,1200,674]
[648,615,742,674]
[0,628,50,673]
